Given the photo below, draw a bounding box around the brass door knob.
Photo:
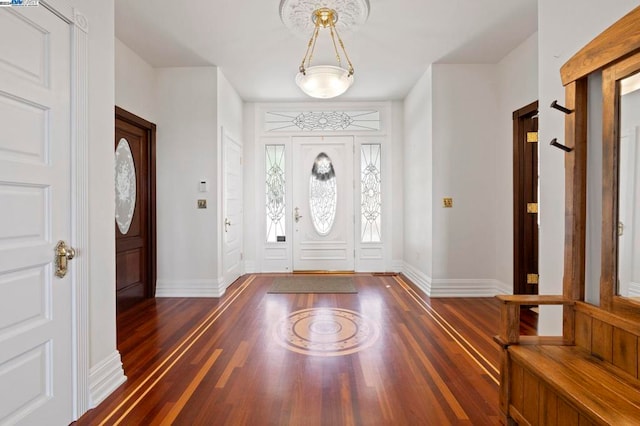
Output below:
[55,240,76,278]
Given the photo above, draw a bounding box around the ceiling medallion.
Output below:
[279,0,370,38]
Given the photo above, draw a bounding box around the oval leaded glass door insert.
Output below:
[115,137,137,234]
[309,152,337,235]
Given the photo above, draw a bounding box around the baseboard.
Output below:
[156,279,222,297]
[400,263,511,297]
[402,262,432,295]
[89,350,126,408]
[430,279,508,297]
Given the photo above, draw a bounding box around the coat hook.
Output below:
[550,138,573,152]
[550,100,574,114]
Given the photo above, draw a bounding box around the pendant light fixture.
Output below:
[296,8,353,99]
[279,0,370,99]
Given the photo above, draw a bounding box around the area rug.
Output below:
[268,276,357,294]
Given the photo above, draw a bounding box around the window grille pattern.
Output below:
[309,152,337,235]
[361,144,381,242]
[265,110,380,132]
[115,138,136,235]
[266,145,286,242]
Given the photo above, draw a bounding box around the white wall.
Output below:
[217,70,244,141]
[390,100,405,268]
[403,68,434,288]
[242,103,257,272]
[494,33,539,291]
[402,33,538,297]
[115,37,157,122]
[431,64,500,293]
[155,67,219,296]
[537,0,639,333]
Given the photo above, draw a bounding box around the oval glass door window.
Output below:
[309,152,337,235]
[115,138,137,234]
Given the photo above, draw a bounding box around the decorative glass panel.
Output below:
[361,144,381,242]
[265,110,380,132]
[115,138,136,234]
[309,152,337,236]
[266,145,286,242]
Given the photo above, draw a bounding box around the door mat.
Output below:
[268,276,357,294]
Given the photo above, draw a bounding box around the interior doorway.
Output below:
[513,101,539,295]
[115,107,157,313]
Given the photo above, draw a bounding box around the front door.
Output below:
[115,107,156,313]
[292,136,354,271]
[0,5,73,424]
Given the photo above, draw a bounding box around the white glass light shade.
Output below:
[295,65,354,99]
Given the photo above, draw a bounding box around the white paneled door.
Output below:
[0,5,73,425]
[292,136,354,271]
[618,127,638,296]
[222,129,243,286]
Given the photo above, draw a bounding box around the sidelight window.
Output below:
[361,144,381,242]
[266,145,286,242]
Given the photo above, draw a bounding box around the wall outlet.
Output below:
[197,199,207,209]
[443,197,453,208]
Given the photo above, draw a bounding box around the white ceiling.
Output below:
[114,0,538,102]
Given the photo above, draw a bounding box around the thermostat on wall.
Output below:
[199,179,209,192]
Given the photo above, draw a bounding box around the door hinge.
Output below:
[240,252,243,260]
[526,131,538,143]
[527,202,538,214]
[527,273,539,284]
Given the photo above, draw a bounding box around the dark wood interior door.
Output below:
[115,107,156,313]
[513,101,539,295]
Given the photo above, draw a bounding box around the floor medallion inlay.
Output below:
[274,307,379,356]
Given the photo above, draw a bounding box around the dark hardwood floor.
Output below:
[76,274,532,425]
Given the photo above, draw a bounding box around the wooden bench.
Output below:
[495,296,640,425]
[495,6,640,426]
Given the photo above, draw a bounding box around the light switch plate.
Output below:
[197,199,207,209]
[443,197,453,208]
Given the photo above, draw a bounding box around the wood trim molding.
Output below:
[600,61,619,309]
[561,6,640,85]
[562,80,588,303]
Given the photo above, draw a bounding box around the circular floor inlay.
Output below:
[274,308,379,356]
